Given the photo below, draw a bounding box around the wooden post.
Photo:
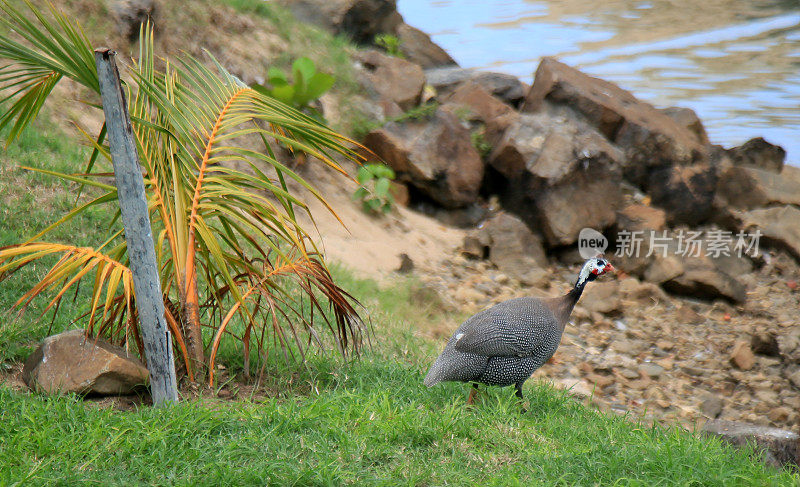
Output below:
[95,48,178,405]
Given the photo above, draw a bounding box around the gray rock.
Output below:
[647,163,717,226]
[396,23,456,69]
[639,363,664,378]
[740,205,800,261]
[717,165,800,210]
[480,212,548,286]
[727,137,786,173]
[660,106,709,146]
[23,329,149,396]
[751,332,780,357]
[700,394,724,418]
[702,420,800,468]
[282,0,402,44]
[522,57,707,187]
[425,66,525,106]
[354,49,425,111]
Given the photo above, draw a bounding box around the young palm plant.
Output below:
[0,1,365,384]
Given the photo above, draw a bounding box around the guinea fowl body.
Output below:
[424,257,613,400]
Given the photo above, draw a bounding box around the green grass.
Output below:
[0,117,114,363]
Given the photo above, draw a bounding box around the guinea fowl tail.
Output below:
[423,356,444,387]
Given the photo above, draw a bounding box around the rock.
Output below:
[676,305,705,325]
[111,0,157,42]
[700,394,724,418]
[363,107,484,208]
[581,281,621,315]
[488,110,624,246]
[389,181,410,207]
[639,363,664,379]
[22,329,149,396]
[660,107,709,146]
[647,164,717,226]
[717,165,800,210]
[396,253,414,273]
[751,331,780,357]
[727,137,786,173]
[442,82,514,125]
[480,212,548,286]
[396,23,456,69]
[522,57,707,186]
[702,420,799,469]
[787,369,800,390]
[354,49,425,111]
[730,340,756,371]
[282,0,402,44]
[740,206,800,260]
[615,205,666,233]
[425,66,525,106]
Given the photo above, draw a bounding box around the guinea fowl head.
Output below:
[575,257,614,288]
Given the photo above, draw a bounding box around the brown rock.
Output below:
[730,340,756,371]
[660,106,709,145]
[442,82,514,125]
[22,329,149,396]
[363,107,484,208]
[522,57,707,186]
[480,212,548,286]
[676,304,705,325]
[354,49,425,111]
[727,137,786,173]
[718,165,800,210]
[488,110,624,246]
[396,23,456,69]
[581,280,621,315]
[615,205,666,233]
[702,420,800,469]
[425,66,525,106]
[647,164,717,226]
[740,205,800,260]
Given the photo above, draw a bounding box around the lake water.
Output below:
[397,0,800,165]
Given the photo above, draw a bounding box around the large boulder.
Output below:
[396,23,456,69]
[702,420,800,469]
[363,107,484,208]
[612,204,667,275]
[717,165,800,210]
[727,137,786,173]
[425,66,525,106]
[354,49,425,111]
[22,329,149,396]
[522,57,707,187]
[488,109,624,246]
[739,206,800,260]
[281,0,402,44]
[647,163,717,226]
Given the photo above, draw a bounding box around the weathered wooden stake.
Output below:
[95,48,178,406]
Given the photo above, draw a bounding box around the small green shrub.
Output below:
[353,163,396,214]
[375,33,404,58]
[254,57,335,111]
[471,129,492,158]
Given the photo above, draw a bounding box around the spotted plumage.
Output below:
[424,257,614,403]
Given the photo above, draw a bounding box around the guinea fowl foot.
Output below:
[516,384,527,413]
[466,383,480,406]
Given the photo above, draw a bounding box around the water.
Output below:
[397,0,800,165]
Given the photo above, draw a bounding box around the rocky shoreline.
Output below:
[276,0,800,462]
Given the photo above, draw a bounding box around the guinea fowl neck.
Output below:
[553,278,588,331]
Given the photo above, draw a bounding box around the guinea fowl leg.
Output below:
[466,383,480,405]
[515,383,527,413]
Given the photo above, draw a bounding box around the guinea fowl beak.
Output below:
[603,263,614,274]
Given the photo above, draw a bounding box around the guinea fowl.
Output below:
[424,257,614,405]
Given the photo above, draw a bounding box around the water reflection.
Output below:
[397,0,800,164]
